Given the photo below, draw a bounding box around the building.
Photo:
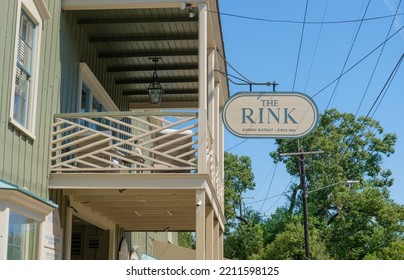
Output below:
[0,0,229,260]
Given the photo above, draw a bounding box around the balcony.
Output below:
[49,110,224,226]
[51,111,199,174]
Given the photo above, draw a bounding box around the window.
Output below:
[9,0,44,139]
[7,211,39,260]
[79,63,119,113]
[13,11,35,127]
[0,180,57,260]
[78,63,119,131]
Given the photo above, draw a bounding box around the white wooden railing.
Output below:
[207,127,224,208]
[50,111,198,173]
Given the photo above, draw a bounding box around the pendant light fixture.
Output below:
[148,57,164,104]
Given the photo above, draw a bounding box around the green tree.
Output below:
[224,152,255,228]
[262,207,292,245]
[223,152,257,259]
[224,209,265,260]
[263,216,330,260]
[268,109,403,259]
[178,232,194,249]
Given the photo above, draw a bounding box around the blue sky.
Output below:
[218,0,404,216]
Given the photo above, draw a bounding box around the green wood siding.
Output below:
[0,0,61,199]
[60,11,127,114]
[0,3,128,196]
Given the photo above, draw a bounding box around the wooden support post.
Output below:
[195,189,206,260]
[205,205,214,260]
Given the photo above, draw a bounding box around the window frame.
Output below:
[9,0,44,140]
[78,63,119,113]
[0,185,56,260]
[7,210,40,260]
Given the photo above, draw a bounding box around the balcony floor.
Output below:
[49,173,221,231]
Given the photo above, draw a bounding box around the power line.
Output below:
[333,53,404,169]
[304,0,330,92]
[258,163,278,212]
[225,139,249,152]
[246,189,288,205]
[355,0,402,117]
[253,158,277,198]
[209,10,404,25]
[292,0,309,91]
[326,0,372,109]
[371,75,396,119]
[365,53,404,120]
[262,177,296,215]
[311,24,404,99]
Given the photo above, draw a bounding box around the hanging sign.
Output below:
[222,92,319,138]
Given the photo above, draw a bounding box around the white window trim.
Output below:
[0,189,56,260]
[33,0,51,20]
[9,0,45,140]
[78,62,119,112]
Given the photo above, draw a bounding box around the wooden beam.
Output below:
[93,206,195,213]
[122,225,195,232]
[108,63,198,73]
[129,101,198,109]
[89,34,198,43]
[99,50,198,59]
[115,77,198,84]
[78,17,197,25]
[82,201,196,207]
[123,89,198,96]
[73,194,194,202]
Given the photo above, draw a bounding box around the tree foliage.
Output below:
[223,152,255,228]
[223,109,404,260]
[266,109,403,259]
[263,216,330,260]
[223,152,257,259]
[224,210,265,260]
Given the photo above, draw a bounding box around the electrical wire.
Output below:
[304,0,330,92]
[209,10,404,25]
[258,163,278,212]
[364,53,403,120]
[355,0,402,117]
[371,71,398,119]
[311,24,404,99]
[292,0,309,91]
[263,178,296,215]
[334,53,404,167]
[253,157,277,197]
[326,0,372,110]
[225,139,249,152]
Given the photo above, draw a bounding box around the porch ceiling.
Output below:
[66,188,197,231]
[72,7,200,107]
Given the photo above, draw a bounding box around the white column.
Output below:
[213,219,220,260]
[219,101,225,208]
[0,206,10,260]
[208,48,216,143]
[109,229,116,260]
[195,189,206,260]
[219,228,224,260]
[198,2,208,173]
[205,205,214,260]
[64,204,73,260]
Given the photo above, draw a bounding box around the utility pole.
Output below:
[280,149,323,260]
